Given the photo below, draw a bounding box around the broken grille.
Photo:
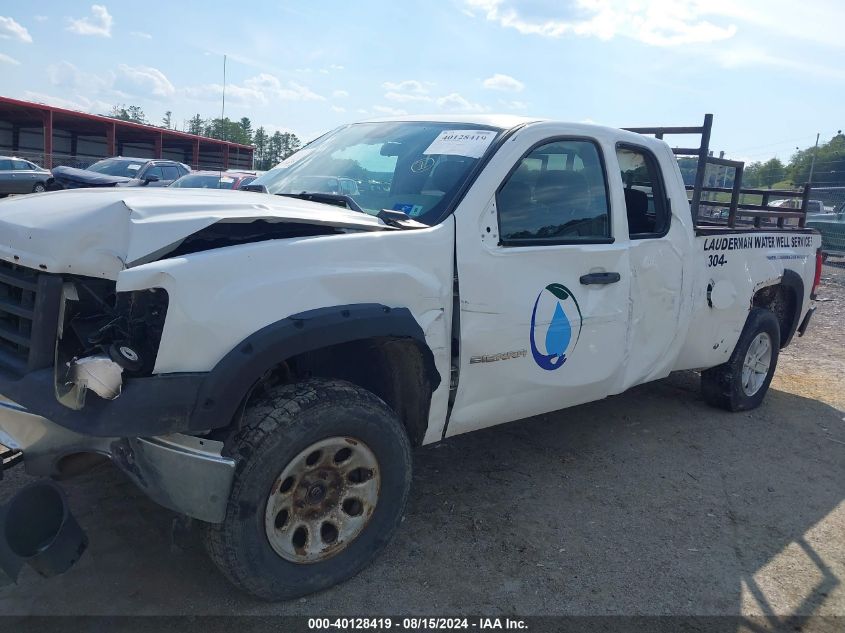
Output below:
[0,259,63,375]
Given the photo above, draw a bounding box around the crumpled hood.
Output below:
[50,166,133,188]
[0,188,388,278]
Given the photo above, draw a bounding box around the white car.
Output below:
[0,114,821,599]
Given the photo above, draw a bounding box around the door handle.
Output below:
[580,272,621,285]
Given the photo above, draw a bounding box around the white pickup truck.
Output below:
[0,114,822,599]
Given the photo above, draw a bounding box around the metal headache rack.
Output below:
[625,114,811,229]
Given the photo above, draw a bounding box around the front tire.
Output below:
[701,307,780,411]
[205,378,412,601]
[32,182,46,193]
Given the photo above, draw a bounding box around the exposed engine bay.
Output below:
[56,279,168,407]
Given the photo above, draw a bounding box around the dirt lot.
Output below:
[1,264,843,618]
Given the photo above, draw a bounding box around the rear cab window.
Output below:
[616,144,671,239]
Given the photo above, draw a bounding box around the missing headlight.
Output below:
[56,280,169,408]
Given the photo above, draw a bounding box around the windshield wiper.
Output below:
[376,208,428,229]
[275,192,365,213]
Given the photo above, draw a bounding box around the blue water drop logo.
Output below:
[545,302,571,358]
[530,283,583,371]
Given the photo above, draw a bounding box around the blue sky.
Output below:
[0,1,842,163]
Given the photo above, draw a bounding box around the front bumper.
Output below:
[0,399,235,523]
[0,368,207,438]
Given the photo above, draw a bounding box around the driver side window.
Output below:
[497,139,611,246]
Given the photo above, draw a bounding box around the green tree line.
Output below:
[105,104,301,170]
[678,131,845,189]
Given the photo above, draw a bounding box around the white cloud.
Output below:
[332,89,349,98]
[482,73,524,92]
[20,91,111,114]
[464,0,737,46]
[283,81,325,101]
[701,0,845,50]
[715,45,845,80]
[34,15,48,22]
[382,79,429,94]
[296,64,345,75]
[436,93,488,113]
[245,75,325,101]
[47,61,109,92]
[0,16,32,43]
[185,74,325,106]
[384,91,433,103]
[131,31,152,39]
[184,82,263,104]
[0,52,20,65]
[67,4,113,37]
[116,64,175,98]
[372,105,408,116]
[331,105,346,113]
[500,99,528,111]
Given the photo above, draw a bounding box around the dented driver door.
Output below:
[446,124,632,437]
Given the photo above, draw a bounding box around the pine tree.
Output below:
[187,114,204,136]
[253,127,268,169]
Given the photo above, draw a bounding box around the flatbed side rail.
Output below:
[624,114,811,229]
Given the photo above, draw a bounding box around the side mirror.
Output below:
[143,174,160,184]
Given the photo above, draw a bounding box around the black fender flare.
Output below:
[187,304,441,432]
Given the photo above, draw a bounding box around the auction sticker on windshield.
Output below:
[424,130,496,158]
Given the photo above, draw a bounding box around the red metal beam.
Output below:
[0,95,254,150]
[192,139,200,170]
[222,144,230,169]
[154,132,163,159]
[42,110,53,168]
[106,121,116,156]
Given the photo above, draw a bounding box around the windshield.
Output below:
[171,173,237,189]
[87,158,144,178]
[248,122,501,225]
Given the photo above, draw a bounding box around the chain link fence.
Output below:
[8,151,97,170]
[810,187,845,213]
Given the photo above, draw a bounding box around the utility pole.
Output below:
[808,132,820,184]
[221,54,227,142]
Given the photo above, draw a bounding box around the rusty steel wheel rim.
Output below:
[264,436,380,564]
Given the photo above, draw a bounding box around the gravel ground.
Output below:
[1,263,843,618]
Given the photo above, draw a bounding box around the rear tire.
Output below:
[701,307,780,411]
[204,378,412,601]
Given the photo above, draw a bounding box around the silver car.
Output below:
[0,156,50,196]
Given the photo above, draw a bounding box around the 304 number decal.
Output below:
[707,254,727,267]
